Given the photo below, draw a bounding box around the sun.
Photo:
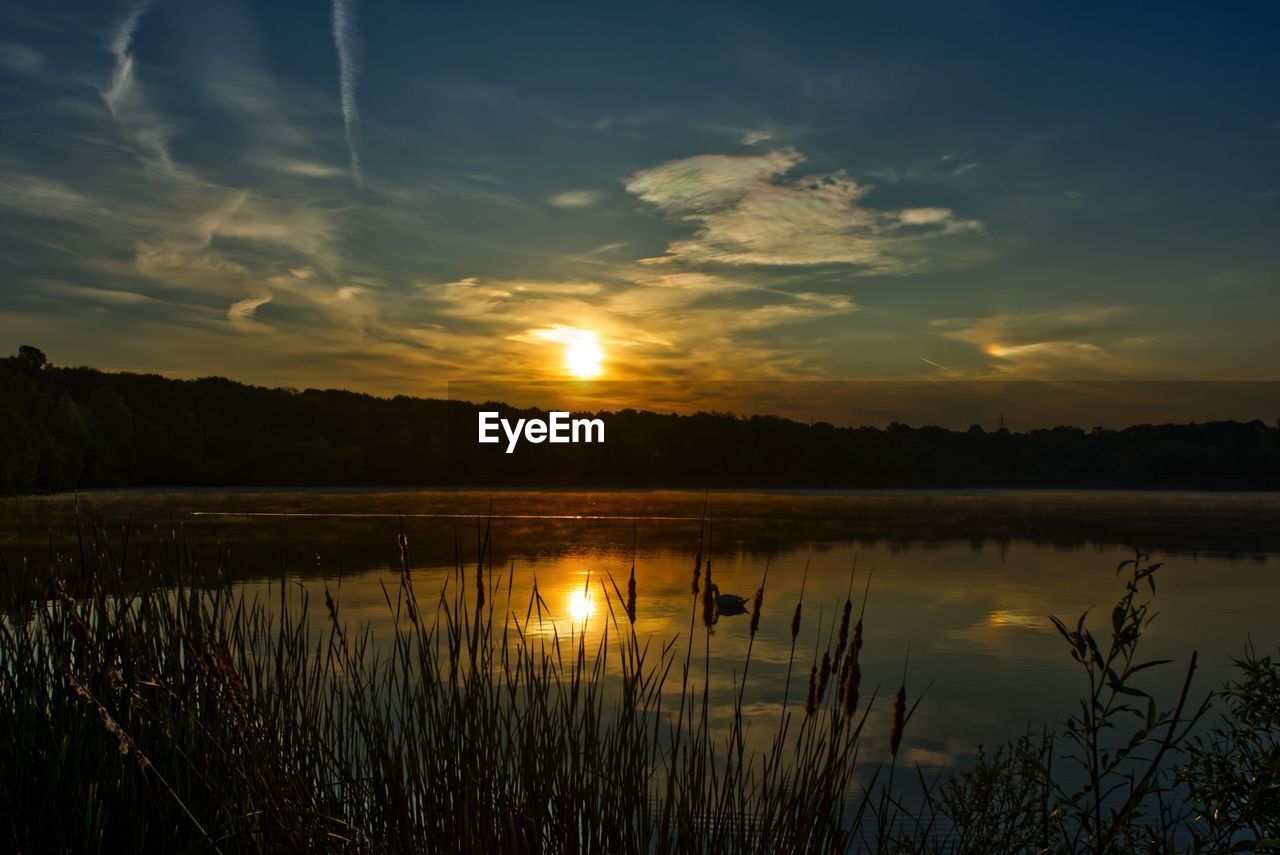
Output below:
[564,332,604,379]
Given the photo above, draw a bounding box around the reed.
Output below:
[3,526,1269,853]
[0,520,907,853]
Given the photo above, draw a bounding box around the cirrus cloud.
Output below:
[931,306,1158,377]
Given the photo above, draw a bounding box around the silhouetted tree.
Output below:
[1,346,1278,493]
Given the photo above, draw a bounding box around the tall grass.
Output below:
[0,518,919,852]
[1,524,1276,853]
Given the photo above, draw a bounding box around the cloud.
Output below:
[625,148,982,271]
[406,264,859,387]
[0,175,94,218]
[258,157,347,179]
[0,42,43,75]
[740,129,773,146]
[736,291,857,329]
[931,306,1146,376]
[330,0,364,186]
[100,1,175,172]
[44,284,160,305]
[547,189,605,209]
[898,207,955,225]
[228,295,272,331]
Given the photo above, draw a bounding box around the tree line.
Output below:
[2,346,1278,492]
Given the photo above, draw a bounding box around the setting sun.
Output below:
[564,332,604,379]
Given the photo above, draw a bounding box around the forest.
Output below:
[2,345,1278,492]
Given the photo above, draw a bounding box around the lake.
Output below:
[3,487,1279,783]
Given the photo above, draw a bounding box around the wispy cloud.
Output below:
[330,0,364,187]
[547,189,605,209]
[228,295,272,331]
[44,284,161,306]
[407,266,859,386]
[0,41,44,74]
[100,1,174,172]
[0,174,94,218]
[257,156,347,179]
[625,148,982,271]
[931,307,1151,377]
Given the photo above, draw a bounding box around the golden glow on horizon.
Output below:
[564,331,604,379]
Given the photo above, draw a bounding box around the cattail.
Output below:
[890,684,906,755]
[749,587,763,636]
[853,617,863,653]
[476,561,485,611]
[805,666,818,716]
[626,564,637,624]
[835,600,852,661]
[790,600,802,641]
[692,553,702,595]
[841,653,861,717]
[817,650,832,701]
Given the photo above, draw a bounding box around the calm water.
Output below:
[3,488,1279,780]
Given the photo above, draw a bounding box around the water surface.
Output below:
[3,488,1278,779]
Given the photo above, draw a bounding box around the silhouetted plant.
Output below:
[1180,643,1280,850]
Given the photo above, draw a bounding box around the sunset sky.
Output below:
[1,1,1277,402]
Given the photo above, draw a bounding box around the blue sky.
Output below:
[1,0,1277,399]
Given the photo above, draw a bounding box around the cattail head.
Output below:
[790,600,802,642]
[841,655,861,718]
[476,562,485,611]
[835,600,852,659]
[626,565,637,624]
[890,684,907,755]
[749,587,763,636]
[839,665,860,716]
[853,618,863,652]
[805,666,818,716]
[817,650,832,701]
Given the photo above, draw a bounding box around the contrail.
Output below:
[330,0,363,187]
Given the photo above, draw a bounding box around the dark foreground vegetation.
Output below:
[4,345,1280,492]
[1,520,1277,853]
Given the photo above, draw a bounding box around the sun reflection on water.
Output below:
[567,588,594,623]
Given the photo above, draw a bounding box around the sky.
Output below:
[1,0,1278,410]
